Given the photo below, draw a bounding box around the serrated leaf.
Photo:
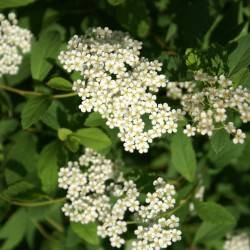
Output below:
[84,112,106,127]
[210,129,230,154]
[31,31,61,81]
[195,201,236,225]
[0,0,34,8]
[171,130,197,182]
[21,96,52,129]
[71,222,100,245]
[228,34,250,75]
[195,221,234,243]
[71,128,112,151]
[47,77,72,91]
[0,209,28,250]
[41,101,61,130]
[38,141,61,194]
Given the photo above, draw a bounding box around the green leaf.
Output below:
[195,221,234,243]
[0,0,34,8]
[0,209,28,250]
[31,31,61,81]
[71,128,112,151]
[71,222,100,245]
[107,0,125,6]
[0,119,18,142]
[210,129,230,154]
[228,34,250,75]
[194,201,236,225]
[38,141,61,194]
[1,181,34,197]
[58,128,73,141]
[41,101,61,130]
[47,77,72,91]
[171,130,197,182]
[84,112,106,127]
[21,96,52,129]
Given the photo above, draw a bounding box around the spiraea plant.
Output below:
[0,1,250,250]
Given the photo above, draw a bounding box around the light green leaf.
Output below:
[0,0,34,8]
[84,112,106,127]
[171,130,197,182]
[71,222,100,245]
[31,31,61,81]
[228,34,250,75]
[47,77,72,91]
[210,129,230,154]
[58,128,73,141]
[21,96,52,129]
[38,141,61,194]
[71,128,112,151]
[0,209,28,250]
[194,201,236,225]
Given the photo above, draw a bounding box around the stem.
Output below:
[31,219,55,241]
[0,194,65,207]
[0,83,76,99]
[0,84,42,96]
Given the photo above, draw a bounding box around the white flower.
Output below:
[224,232,250,250]
[58,150,182,249]
[0,13,32,77]
[167,71,250,143]
[59,27,181,153]
[183,124,196,137]
[233,129,246,144]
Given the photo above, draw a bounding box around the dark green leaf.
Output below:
[21,96,52,129]
[228,34,250,75]
[0,119,18,142]
[38,141,61,194]
[84,112,106,127]
[107,0,125,6]
[0,209,28,250]
[31,31,61,81]
[171,130,197,182]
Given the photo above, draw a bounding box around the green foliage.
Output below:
[21,96,52,128]
[31,30,61,81]
[47,77,72,91]
[171,130,197,182]
[71,222,100,245]
[1,0,250,249]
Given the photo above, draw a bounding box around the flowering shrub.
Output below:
[1,1,250,250]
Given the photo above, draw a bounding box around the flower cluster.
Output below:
[224,232,250,250]
[167,70,250,144]
[58,148,181,249]
[58,27,181,153]
[0,13,32,77]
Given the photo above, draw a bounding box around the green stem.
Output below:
[0,194,65,207]
[0,83,76,99]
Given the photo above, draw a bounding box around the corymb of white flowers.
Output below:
[167,70,250,144]
[224,232,250,250]
[58,27,181,153]
[0,13,32,77]
[58,148,182,249]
